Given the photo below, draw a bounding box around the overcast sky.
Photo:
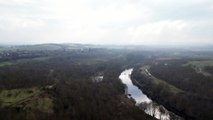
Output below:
[0,0,213,45]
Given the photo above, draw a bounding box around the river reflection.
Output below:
[119,69,151,103]
[119,69,183,120]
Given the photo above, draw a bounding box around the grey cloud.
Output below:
[0,0,213,45]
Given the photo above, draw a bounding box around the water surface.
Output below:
[119,69,183,120]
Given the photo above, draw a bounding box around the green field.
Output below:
[0,61,13,67]
[0,44,64,52]
[156,57,180,61]
[0,57,50,67]
[185,60,213,67]
[0,87,41,107]
[184,60,213,76]
[0,47,19,53]
[77,58,108,65]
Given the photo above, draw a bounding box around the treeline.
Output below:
[150,60,213,98]
[0,49,156,120]
[132,60,213,120]
[0,49,115,89]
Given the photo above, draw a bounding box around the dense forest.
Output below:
[0,47,156,120]
[0,44,213,120]
[132,58,213,120]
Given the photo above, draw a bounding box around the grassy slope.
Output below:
[140,65,182,94]
[23,94,54,113]
[0,87,41,107]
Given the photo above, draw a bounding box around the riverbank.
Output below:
[119,69,183,120]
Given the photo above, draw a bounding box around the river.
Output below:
[119,68,183,120]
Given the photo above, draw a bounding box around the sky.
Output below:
[0,0,213,45]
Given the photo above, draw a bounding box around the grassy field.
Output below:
[185,60,213,67]
[0,44,63,52]
[77,58,108,65]
[0,57,50,67]
[0,87,41,107]
[0,47,19,53]
[183,60,213,76]
[0,61,13,67]
[36,97,53,113]
[140,65,182,93]
[156,57,180,61]
[23,95,54,113]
